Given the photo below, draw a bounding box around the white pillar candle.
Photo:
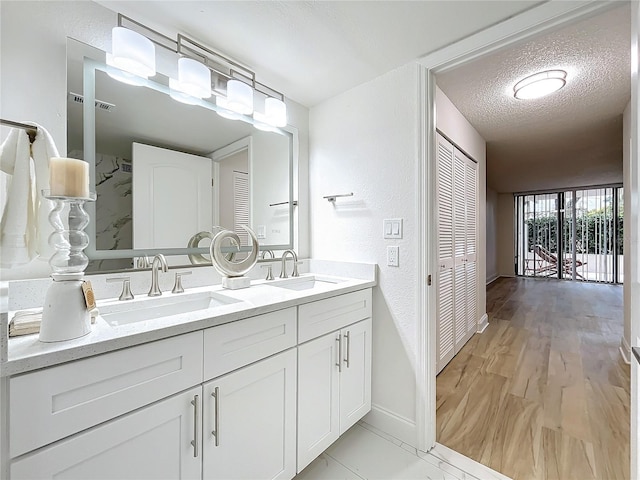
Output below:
[49,157,90,198]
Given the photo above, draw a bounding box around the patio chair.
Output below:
[533,244,586,279]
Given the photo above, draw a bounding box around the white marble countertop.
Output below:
[2,271,375,377]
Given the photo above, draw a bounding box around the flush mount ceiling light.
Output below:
[513,70,567,100]
[107,26,156,79]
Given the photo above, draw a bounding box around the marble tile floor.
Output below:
[437,277,630,480]
[295,422,509,480]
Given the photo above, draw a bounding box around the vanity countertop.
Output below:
[2,273,375,377]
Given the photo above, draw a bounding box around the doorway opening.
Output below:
[515,186,624,283]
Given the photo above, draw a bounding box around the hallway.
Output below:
[436,277,630,480]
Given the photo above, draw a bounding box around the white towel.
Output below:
[29,122,59,259]
[0,122,59,267]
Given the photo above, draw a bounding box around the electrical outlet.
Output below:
[387,246,399,267]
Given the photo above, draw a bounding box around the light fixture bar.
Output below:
[116,14,284,101]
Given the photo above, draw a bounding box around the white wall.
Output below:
[309,63,420,443]
[486,187,499,284]
[497,193,515,277]
[435,86,488,321]
[623,100,631,359]
[0,0,310,280]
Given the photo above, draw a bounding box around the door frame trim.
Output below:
[415,0,632,454]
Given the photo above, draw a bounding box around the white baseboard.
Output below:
[363,404,417,447]
[619,335,631,365]
[477,313,489,333]
[486,274,499,285]
[431,443,512,480]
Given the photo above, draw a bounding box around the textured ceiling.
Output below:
[96,0,541,107]
[437,4,631,193]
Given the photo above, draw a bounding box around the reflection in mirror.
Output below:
[66,38,295,272]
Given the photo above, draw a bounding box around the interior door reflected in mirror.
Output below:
[66,38,295,272]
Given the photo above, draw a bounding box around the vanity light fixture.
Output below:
[253,96,287,130]
[177,57,212,99]
[263,97,287,127]
[107,26,156,79]
[513,70,567,100]
[226,79,254,115]
[110,14,288,127]
[215,96,243,120]
[168,78,200,105]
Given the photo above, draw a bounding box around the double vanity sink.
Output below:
[3,266,375,480]
[99,274,347,327]
[4,272,368,376]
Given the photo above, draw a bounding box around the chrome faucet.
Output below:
[261,250,275,280]
[279,250,299,279]
[148,254,168,296]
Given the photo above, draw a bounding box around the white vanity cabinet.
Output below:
[296,290,372,473]
[11,387,202,480]
[202,349,297,480]
[5,286,374,480]
[201,307,298,480]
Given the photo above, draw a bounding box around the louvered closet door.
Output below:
[465,160,478,335]
[233,171,249,245]
[453,150,469,351]
[436,134,455,372]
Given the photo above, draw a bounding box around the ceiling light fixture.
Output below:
[108,14,287,127]
[513,70,567,100]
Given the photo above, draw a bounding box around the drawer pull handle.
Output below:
[344,331,351,368]
[212,387,220,446]
[335,334,342,372]
[190,395,199,458]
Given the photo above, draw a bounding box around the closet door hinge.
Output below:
[427,275,432,286]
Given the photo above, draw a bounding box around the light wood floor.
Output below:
[436,277,630,480]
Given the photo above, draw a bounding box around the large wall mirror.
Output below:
[66,38,296,271]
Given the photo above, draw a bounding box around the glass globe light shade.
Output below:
[109,27,155,78]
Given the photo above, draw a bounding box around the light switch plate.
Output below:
[383,218,403,239]
[387,246,399,267]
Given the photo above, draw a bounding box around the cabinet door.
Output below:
[297,332,341,473]
[11,387,202,480]
[202,349,296,480]
[339,318,372,434]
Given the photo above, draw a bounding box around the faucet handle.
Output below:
[136,256,150,269]
[292,261,300,278]
[261,264,274,281]
[172,271,192,294]
[107,276,134,301]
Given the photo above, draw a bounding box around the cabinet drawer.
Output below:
[11,387,202,480]
[10,331,203,458]
[204,307,296,380]
[298,289,372,343]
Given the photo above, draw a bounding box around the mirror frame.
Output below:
[79,56,296,262]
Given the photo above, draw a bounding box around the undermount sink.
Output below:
[270,275,346,291]
[100,291,241,327]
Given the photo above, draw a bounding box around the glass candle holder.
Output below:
[39,190,96,343]
[43,190,96,277]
